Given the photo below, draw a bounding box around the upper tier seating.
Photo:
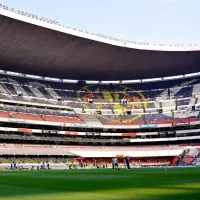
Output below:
[11,113,43,121]
[97,111,198,125]
[145,113,173,124]
[0,104,85,123]
[0,73,200,126]
[0,111,10,118]
[0,100,198,125]
[98,115,145,125]
[43,115,84,124]
[10,112,84,123]
[1,73,200,105]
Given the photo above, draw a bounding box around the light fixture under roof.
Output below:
[142,78,162,82]
[122,80,141,84]
[163,75,184,80]
[101,81,120,84]
[63,79,78,83]
[86,81,99,84]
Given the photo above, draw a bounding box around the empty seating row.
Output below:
[0,111,84,124]
[1,73,200,104]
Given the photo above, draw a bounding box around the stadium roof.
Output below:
[1,6,200,81]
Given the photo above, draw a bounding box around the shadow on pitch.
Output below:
[0,169,199,200]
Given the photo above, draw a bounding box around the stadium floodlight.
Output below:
[142,78,162,82]
[122,80,141,84]
[86,81,99,84]
[163,75,184,80]
[50,78,60,82]
[6,71,20,76]
[63,79,78,83]
[26,74,42,79]
[184,73,199,77]
[101,81,120,84]
[44,77,51,80]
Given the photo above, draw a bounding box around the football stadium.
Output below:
[0,3,200,200]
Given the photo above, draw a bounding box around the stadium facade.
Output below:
[0,5,200,169]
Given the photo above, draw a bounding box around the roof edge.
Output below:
[0,5,200,52]
[2,70,200,85]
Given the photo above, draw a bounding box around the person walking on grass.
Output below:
[112,157,115,170]
[125,156,130,170]
[114,157,120,170]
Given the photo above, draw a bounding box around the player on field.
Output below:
[112,157,115,170]
[114,157,120,170]
[125,156,130,169]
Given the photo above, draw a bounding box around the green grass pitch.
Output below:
[0,168,200,200]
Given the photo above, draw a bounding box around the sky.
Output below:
[0,0,199,45]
